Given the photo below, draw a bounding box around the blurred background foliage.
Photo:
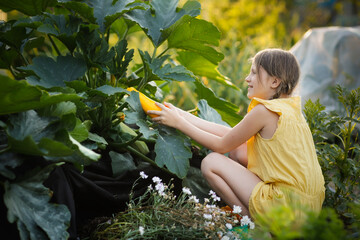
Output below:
[184,0,360,115]
[1,0,359,115]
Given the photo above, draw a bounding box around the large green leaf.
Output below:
[177,51,238,89]
[110,17,141,40]
[0,0,56,16]
[109,151,137,178]
[0,22,32,52]
[108,39,134,78]
[75,28,115,70]
[20,55,87,88]
[4,165,70,240]
[136,119,158,139]
[0,44,18,69]
[7,110,74,156]
[80,0,147,32]
[194,80,242,127]
[6,110,100,162]
[124,91,159,138]
[58,0,96,23]
[0,152,24,180]
[69,135,100,161]
[38,101,77,118]
[0,75,81,115]
[154,127,192,179]
[197,99,230,127]
[139,50,196,82]
[125,0,200,46]
[37,13,82,52]
[94,85,127,96]
[168,16,224,65]
[69,118,89,142]
[124,91,147,122]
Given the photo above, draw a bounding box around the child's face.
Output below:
[245,64,275,100]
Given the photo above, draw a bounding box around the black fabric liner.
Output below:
[44,159,183,239]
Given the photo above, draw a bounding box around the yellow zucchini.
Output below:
[127,87,162,118]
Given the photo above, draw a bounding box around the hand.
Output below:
[148,102,183,128]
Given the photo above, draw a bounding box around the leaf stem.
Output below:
[0,146,10,154]
[151,47,158,61]
[139,137,156,144]
[48,34,61,56]
[114,102,129,113]
[156,47,169,58]
[125,145,175,177]
[158,81,169,88]
[134,66,144,75]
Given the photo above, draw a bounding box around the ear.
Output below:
[270,77,281,89]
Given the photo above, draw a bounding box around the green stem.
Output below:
[105,28,110,44]
[0,146,10,154]
[125,145,176,177]
[151,46,158,61]
[109,133,143,149]
[158,81,169,89]
[156,47,169,58]
[343,109,354,161]
[139,137,156,144]
[134,66,144,75]
[8,66,17,79]
[48,34,61,56]
[114,102,128,113]
[15,49,29,65]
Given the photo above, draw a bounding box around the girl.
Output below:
[147,48,325,219]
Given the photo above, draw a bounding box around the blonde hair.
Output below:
[253,48,300,99]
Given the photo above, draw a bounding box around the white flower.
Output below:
[155,182,165,195]
[225,223,233,230]
[205,204,217,210]
[182,187,192,195]
[241,215,252,226]
[152,176,162,183]
[204,198,210,203]
[139,171,148,179]
[221,236,230,240]
[232,205,242,214]
[209,190,221,201]
[139,226,144,236]
[203,213,212,220]
[249,221,255,229]
[188,195,199,203]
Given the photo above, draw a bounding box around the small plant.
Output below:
[303,85,360,232]
[252,204,348,240]
[89,171,254,240]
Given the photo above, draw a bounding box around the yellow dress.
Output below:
[247,96,325,219]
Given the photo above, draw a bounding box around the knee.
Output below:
[201,152,220,177]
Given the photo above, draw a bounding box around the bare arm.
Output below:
[176,107,232,137]
[148,102,271,154]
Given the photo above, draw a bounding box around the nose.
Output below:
[245,75,250,83]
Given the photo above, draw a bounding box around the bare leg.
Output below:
[201,152,261,217]
[229,142,248,167]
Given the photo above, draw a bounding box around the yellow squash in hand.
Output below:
[127,87,162,118]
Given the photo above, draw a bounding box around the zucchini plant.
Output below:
[0,0,242,239]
